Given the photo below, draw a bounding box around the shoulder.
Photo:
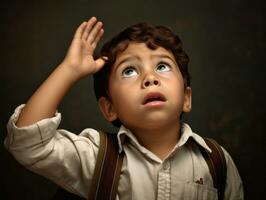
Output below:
[200,137,244,200]
[218,146,244,200]
[184,123,244,199]
[77,128,101,147]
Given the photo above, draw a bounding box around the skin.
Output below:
[99,43,192,159]
[16,17,191,160]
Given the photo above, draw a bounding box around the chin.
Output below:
[122,111,180,130]
[139,117,177,130]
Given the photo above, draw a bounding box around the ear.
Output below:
[98,97,118,122]
[182,86,192,113]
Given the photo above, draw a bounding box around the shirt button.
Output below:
[163,161,170,170]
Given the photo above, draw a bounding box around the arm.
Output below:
[5,17,107,197]
[16,16,107,127]
[222,148,244,200]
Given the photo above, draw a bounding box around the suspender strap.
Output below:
[88,130,124,200]
[200,138,227,200]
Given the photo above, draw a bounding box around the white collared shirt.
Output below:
[5,105,243,200]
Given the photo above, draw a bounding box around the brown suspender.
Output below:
[88,130,124,200]
[88,132,227,200]
[52,131,124,200]
[200,138,227,200]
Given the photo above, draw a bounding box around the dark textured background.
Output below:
[1,0,265,199]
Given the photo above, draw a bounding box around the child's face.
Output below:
[99,42,191,130]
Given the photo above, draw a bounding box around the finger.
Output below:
[73,21,87,40]
[95,57,108,71]
[86,21,103,44]
[91,28,104,51]
[81,17,97,41]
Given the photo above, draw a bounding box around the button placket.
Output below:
[157,160,171,200]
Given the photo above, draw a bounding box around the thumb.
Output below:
[95,56,108,71]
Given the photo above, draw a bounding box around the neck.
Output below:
[130,122,182,160]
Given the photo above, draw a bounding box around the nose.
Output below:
[142,73,161,88]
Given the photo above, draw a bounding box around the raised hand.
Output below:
[16,17,108,127]
[62,17,107,80]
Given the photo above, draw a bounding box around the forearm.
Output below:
[16,63,79,127]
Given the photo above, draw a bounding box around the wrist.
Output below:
[58,62,83,83]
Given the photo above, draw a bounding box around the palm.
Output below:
[63,17,106,79]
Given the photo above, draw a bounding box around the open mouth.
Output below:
[143,92,166,105]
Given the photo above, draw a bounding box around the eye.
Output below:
[122,67,138,78]
[156,62,171,72]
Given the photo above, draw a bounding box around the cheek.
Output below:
[164,76,185,102]
[109,85,138,125]
[109,81,136,109]
[164,73,184,90]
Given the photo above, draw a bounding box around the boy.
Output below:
[5,16,243,199]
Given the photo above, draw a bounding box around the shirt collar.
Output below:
[116,123,211,155]
[177,123,212,153]
[117,125,146,154]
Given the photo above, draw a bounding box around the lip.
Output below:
[142,92,167,106]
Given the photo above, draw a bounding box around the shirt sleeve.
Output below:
[222,147,244,200]
[4,104,100,198]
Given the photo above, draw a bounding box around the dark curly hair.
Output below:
[93,22,190,127]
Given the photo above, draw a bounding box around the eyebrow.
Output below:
[152,54,177,65]
[115,56,139,69]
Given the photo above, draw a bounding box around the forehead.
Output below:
[114,42,176,64]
